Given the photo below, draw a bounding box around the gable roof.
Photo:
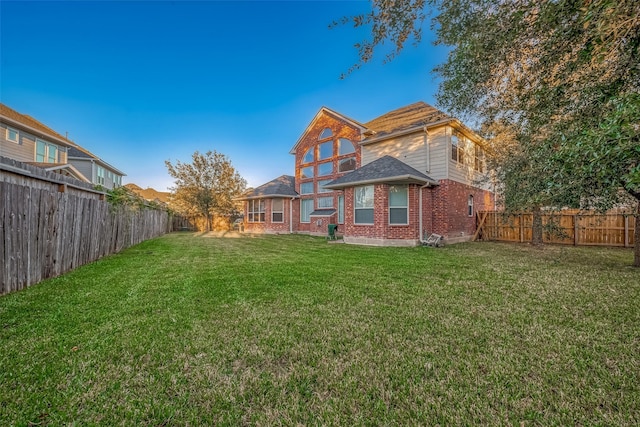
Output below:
[1,103,126,176]
[289,106,368,154]
[322,156,438,190]
[236,175,298,200]
[24,162,91,183]
[363,101,453,141]
[1,103,77,148]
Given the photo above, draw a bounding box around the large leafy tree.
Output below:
[339,0,640,264]
[165,150,246,231]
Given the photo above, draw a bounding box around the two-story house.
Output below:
[0,103,125,189]
[238,102,495,245]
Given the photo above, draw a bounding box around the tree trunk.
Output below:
[531,205,543,246]
[634,200,640,267]
[205,214,212,232]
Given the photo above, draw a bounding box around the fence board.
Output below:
[1,159,172,295]
[478,211,636,247]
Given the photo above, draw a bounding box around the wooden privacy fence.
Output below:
[476,211,636,247]
[1,157,172,295]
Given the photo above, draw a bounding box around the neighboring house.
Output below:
[67,146,125,190]
[0,103,125,189]
[238,102,495,246]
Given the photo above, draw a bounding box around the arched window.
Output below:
[338,138,355,155]
[303,147,314,163]
[318,128,333,140]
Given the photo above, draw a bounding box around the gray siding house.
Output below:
[0,103,125,189]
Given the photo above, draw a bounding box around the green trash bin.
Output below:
[327,224,338,240]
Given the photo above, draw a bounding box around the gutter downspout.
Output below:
[419,127,430,245]
[419,183,432,244]
[290,197,295,234]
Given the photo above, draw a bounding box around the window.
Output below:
[96,166,105,185]
[338,157,356,172]
[319,128,333,139]
[300,166,314,179]
[248,199,265,222]
[318,141,333,160]
[317,179,332,193]
[354,185,374,224]
[389,185,408,225]
[338,138,355,155]
[6,127,18,143]
[272,198,284,222]
[300,199,313,223]
[318,197,333,208]
[451,134,464,164]
[338,195,344,224]
[300,181,314,194]
[318,161,333,176]
[468,195,474,217]
[474,144,484,172]
[303,147,314,163]
[35,139,61,163]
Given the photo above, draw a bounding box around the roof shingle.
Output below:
[364,102,452,139]
[323,156,438,190]
[237,175,297,200]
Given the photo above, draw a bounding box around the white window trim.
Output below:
[300,199,313,223]
[468,195,474,217]
[6,127,19,143]
[300,181,314,195]
[35,139,60,163]
[248,199,265,223]
[272,199,284,223]
[318,141,333,161]
[338,195,344,224]
[317,196,334,209]
[317,161,333,177]
[389,185,409,225]
[354,185,374,225]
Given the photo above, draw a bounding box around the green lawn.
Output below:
[1,233,638,425]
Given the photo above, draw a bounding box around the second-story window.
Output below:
[451,134,465,164]
[300,182,314,194]
[6,127,19,143]
[338,158,356,172]
[300,166,314,179]
[96,166,105,185]
[474,144,485,172]
[35,139,60,163]
[317,161,333,176]
[318,141,333,160]
[338,138,355,155]
[303,147,314,163]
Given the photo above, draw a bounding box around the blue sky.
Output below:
[1,1,448,191]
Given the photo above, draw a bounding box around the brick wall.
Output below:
[342,184,421,241]
[243,198,293,234]
[293,111,362,233]
[428,180,495,241]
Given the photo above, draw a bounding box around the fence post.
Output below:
[519,214,524,243]
[574,214,579,246]
[624,215,629,248]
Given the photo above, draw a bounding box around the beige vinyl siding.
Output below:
[446,126,493,191]
[424,126,449,180]
[0,124,36,162]
[361,132,429,173]
[1,123,71,164]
